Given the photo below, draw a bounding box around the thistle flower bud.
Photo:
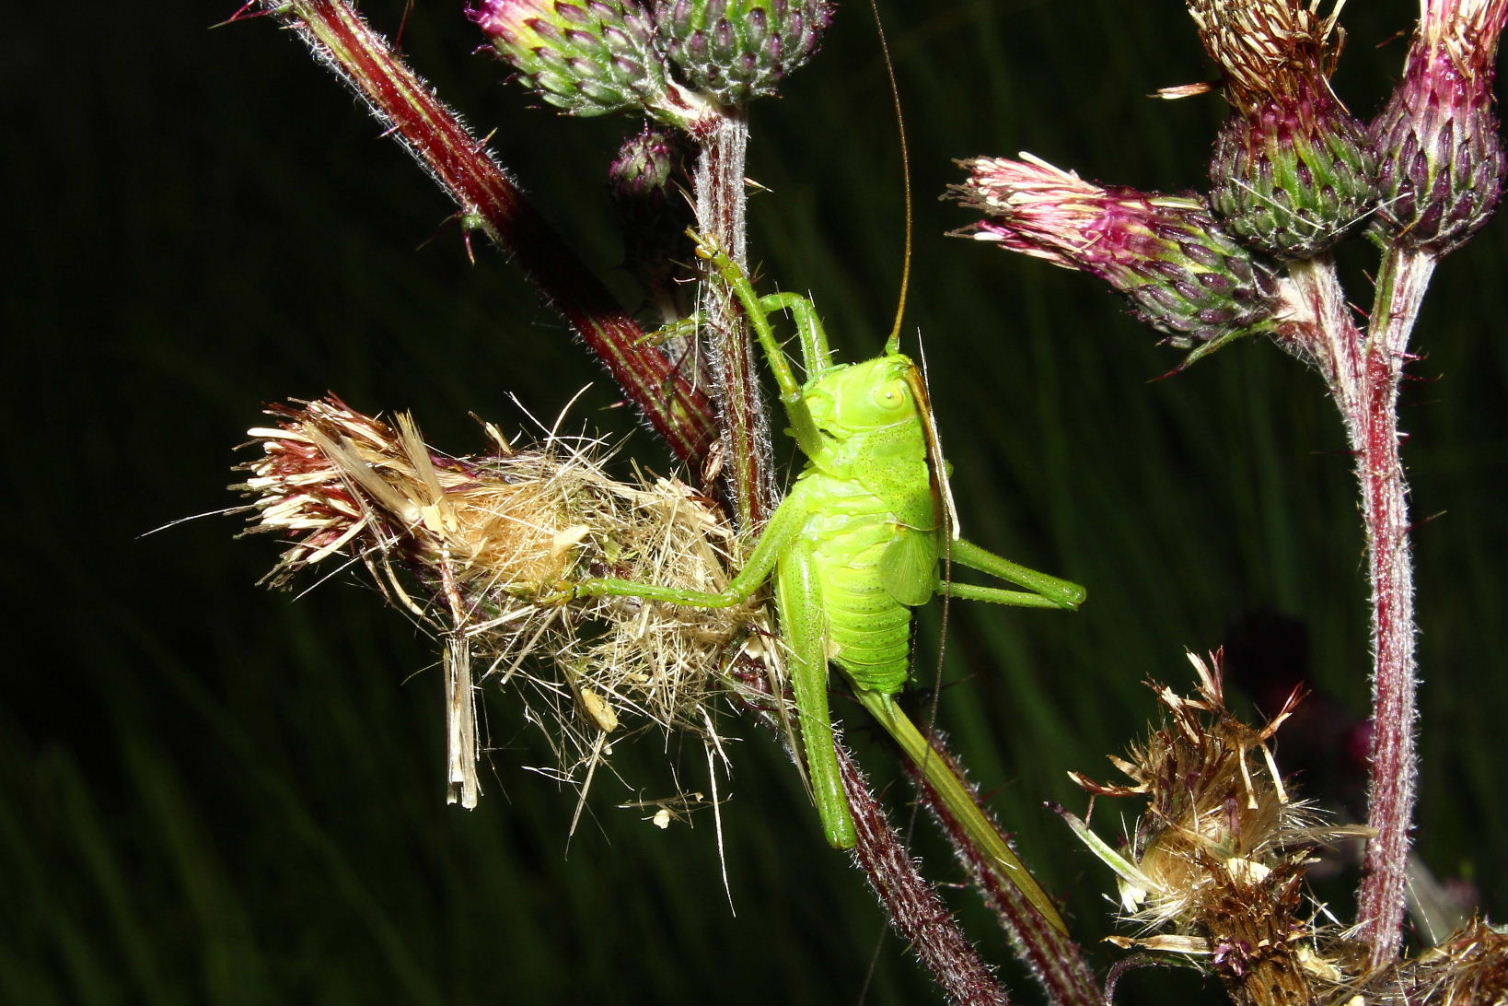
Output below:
[609,124,698,318]
[472,0,709,126]
[609,122,683,202]
[653,0,834,105]
[952,154,1280,365]
[1371,0,1508,257]
[1191,0,1378,258]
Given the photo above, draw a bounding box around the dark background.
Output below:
[4,1,1504,1002]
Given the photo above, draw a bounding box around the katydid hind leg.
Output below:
[940,581,1072,609]
[947,538,1086,610]
[775,541,855,849]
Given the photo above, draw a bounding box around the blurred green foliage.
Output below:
[3,1,1502,1002]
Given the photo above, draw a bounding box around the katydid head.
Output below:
[794,354,934,485]
[805,355,920,440]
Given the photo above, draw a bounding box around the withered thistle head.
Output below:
[1355,916,1508,1005]
[1191,0,1378,258]
[236,396,758,809]
[951,155,1280,366]
[1371,0,1508,257]
[1064,652,1359,1003]
[471,0,714,128]
[653,0,835,105]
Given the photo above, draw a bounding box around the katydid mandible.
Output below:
[556,234,1085,932]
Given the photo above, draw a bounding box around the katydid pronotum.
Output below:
[548,234,1085,933]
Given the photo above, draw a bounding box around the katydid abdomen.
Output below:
[799,472,923,696]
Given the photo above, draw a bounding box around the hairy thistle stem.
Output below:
[692,109,776,528]
[1355,248,1435,966]
[899,731,1099,1005]
[258,0,717,468]
[838,745,1011,1006]
[1286,251,1433,966]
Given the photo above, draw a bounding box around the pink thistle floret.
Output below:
[953,155,1279,353]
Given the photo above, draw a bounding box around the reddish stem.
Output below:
[1284,251,1435,967]
[1354,250,1435,966]
[839,746,1012,1006]
[263,0,717,469]
[691,111,775,528]
[904,737,1101,1005]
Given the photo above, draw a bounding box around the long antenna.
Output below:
[869,0,912,353]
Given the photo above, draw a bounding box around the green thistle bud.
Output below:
[952,155,1281,366]
[1371,0,1508,257]
[653,0,834,105]
[1191,0,1378,259]
[472,0,711,126]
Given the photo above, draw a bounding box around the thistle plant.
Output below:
[221,0,1504,1001]
[951,155,1282,366]
[1062,653,1351,1006]
[1371,0,1508,254]
[952,0,1508,984]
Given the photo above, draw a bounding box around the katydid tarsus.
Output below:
[549,233,1084,933]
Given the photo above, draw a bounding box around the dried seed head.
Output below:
[471,0,713,127]
[951,154,1281,366]
[1354,916,1508,1005]
[235,396,764,811]
[1065,652,1362,1004]
[652,0,834,105]
[1371,0,1508,256]
[1190,0,1378,258]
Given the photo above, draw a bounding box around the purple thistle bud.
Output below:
[1191,0,1378,259]
[609,122,683,201]
[652,0,834,105]
[609,125,698,320]
[1371,0,1508,257]
[472,0,712,126]
[951,155,1281,365]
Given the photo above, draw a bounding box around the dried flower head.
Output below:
[235,395,764,815]
[1190,0,1378,258]
[1063,651,1363,1004]
[652,0,834,105]
[1371,0,1508,256]
[1354,916,1508,1005]
[951,154,1280,366]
